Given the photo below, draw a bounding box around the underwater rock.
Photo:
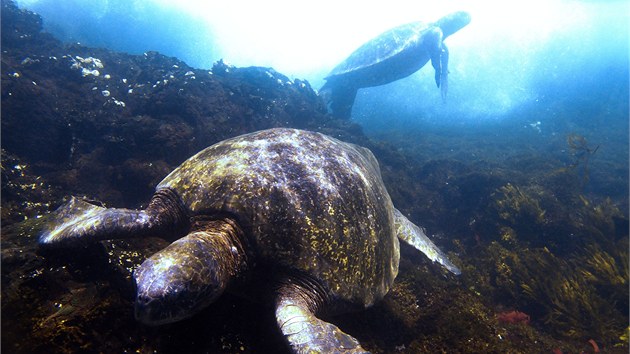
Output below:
[0,0,360,215]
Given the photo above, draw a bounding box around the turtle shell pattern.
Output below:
[157,128,400,307]
[327,21,431,79]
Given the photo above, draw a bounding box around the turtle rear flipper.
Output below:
[320,80,358,120]
[275,276,369,354]
[40,188,188,246]
[393,208,461,275]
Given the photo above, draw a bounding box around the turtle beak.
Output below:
[133,256,194,326]
[134,293,165,325]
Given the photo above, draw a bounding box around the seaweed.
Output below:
[494,183,547,227]
[467,184,628,349]
[515,247,627,344]
[565,134,600,190]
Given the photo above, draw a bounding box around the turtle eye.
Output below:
[134,293,158,324]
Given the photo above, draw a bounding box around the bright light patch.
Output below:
[14,0,617,83]
[15,0,628,121]
[144,0,591,84]
[153,255,176,272]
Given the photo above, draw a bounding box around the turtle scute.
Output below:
[157,128,401,306]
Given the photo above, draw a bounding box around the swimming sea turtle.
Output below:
[320,11,471,119]
[40,128,460,353]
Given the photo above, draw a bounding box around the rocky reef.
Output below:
[2,0,628,353]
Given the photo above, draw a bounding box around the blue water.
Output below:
[16,0,628,203]
[15,0,629,120]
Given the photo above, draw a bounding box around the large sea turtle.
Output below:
[40,128,460,353]
[320,11,471,119]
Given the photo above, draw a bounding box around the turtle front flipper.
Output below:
[275,276,369,354]
[40,188,188,246]
[436,44,449,101]
[429,38,449,101]
[433,10,471,100]
[394,208,461,275]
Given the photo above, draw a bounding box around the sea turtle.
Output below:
[320,11,471,119]
[40,128,460,353]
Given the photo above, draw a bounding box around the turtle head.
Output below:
[435,11,471,39]
[134,220,247,325]
[133,234,226,325]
